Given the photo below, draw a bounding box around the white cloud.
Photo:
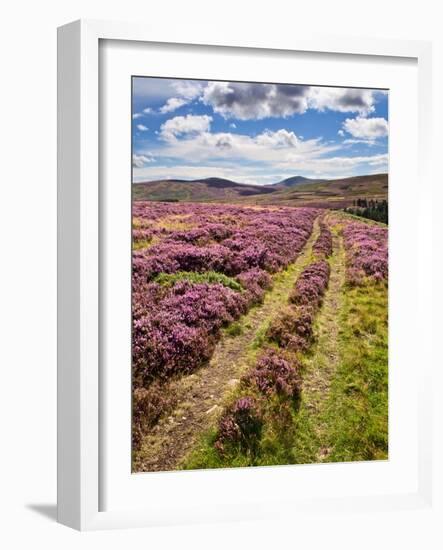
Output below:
[133,164,268,184]
[156,127,330,164]
[137,124,149,132]
[255,129,301,148]
[132,151,388,183]
[343,138,377,147]
[159,97,189,114]
[342,116,388,139]
[308,88,376,115]
[338,129,345,137]
[143,107,152,114]
[159,114,212,141]
[314,153,388,167]
[172,80,203,99]
[202,82,309,120]
[132,153,155,168]
[230,123,237,129]
[132,113,142,119]
[201,82,381,120]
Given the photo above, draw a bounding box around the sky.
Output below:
[132,77,388,185]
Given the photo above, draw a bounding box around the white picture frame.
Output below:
[57,19,434,531]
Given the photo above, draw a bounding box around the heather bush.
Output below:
[342,221,388,284]
[313,222,333,258]
[132,281,250,384]
[132,203,320,387]
[290,260,330,308]
[266,305,315,352]
[244,349,302,399]
[215,396,263,454]
[132,228,153,245]
[236,268,272,304]
[132,383,176,449]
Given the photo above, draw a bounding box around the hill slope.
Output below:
[238,173,388,209]
[133,177,275,202]
[273,175,327,189]
[133,173,388,208]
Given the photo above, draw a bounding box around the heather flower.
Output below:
[215,396,263,453]
[290,260,330,308]
[131,202,322,427]
[245,349,301,399]
[342,221,388,284]
[313,222,333,258]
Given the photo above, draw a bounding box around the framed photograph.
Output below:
[58,19,434,531]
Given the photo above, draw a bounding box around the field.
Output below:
[132,201,388,472]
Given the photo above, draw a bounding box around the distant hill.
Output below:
[133,177,275,202]
[133,173,388,209]
[273,175,327,189]
[239,173,388,209]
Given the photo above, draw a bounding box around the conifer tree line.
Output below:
[344,198,388,224]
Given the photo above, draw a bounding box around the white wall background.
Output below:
[0,1,441,547]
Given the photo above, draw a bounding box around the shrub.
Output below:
[342,221,388,284]
[215,396,263,454]
[313,222,333,258]
[244,349,301,399]
[132,383,176,449]
[290,260,330,308]
[266,305,315,352]
[236,268,272,304]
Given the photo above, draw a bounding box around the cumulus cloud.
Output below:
[137,124,149,132]
[159,97,189,114]
[201,82,381,120]
[308,88,376,115]
[202,82,310,120]
[132,153,155,167]
[159,114,212,141]
[150,125,338,172]
[132,113,143,119]
[172,80,203,100]
[342,116,388,139]
[143,107,152,114]
[255,129,301,148]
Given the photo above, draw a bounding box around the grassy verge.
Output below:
[324,281,388,462]
[154,270,243,291]
[290,279,388,463]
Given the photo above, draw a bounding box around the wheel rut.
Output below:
[292,215,346,463]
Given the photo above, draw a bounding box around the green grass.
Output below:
[154,270,243,291]
[290,280,388,464]
[324,282,388,462]
[183,394,300,470]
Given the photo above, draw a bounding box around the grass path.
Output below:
[133,218,321,472]
[291,217,347,463]
[291,214,388,463]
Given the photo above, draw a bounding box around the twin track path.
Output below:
[133,217,321,473]
[291,215,346,463]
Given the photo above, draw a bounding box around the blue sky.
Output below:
[132,77,388,184]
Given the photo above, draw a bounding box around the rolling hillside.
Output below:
[133,177,275,202]
[133,173,388,209]
[237,173,388,209]
[273,175,327,189]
